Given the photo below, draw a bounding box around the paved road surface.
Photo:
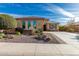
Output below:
[0,32,79,56]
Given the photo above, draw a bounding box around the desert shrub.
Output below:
[35,28,44,40]
[0,36,3,39]
[7,35,14,39]
[36,28,43,36]
[66,28,75,32]
[16,31,21,35]
[0,33,5,36]
[15,28,24,34]
[0,33,5,39]
[35,28,50,42]
[59,26,66,31]
[3,34,14,39]
[0,14,17,29]
[32,29,37,35]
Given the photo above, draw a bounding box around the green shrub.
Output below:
[35,28,43,38]
[0,33,5,39]
[59,26,66,31]
[15,28,24,34]
[0,36,3,39]
[32,29,37,35]
[0,14,17,29]
[66,28,75,32]
[16,31,21,35]
[0,33,5,36]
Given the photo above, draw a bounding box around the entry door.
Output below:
[43,24,47,31]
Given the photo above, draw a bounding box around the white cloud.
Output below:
[51,17,72,25]
[45,4,75,18]
[75,17,79,22]
[58,18,71,20]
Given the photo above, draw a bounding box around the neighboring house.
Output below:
[46,21,59,31]
[16,17,59,31]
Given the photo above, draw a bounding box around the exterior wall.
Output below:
[16,17,48,30]
[17,20,22,28]
[36,20,44,29]
[46,23,50,30]
[25,20,28,30]
[30,20,33,30]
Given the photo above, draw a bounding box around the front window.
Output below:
[22,20,25,29]
[28,20,31,30]
[33,20,36,29]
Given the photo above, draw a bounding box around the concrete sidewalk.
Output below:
[0,43,79,56]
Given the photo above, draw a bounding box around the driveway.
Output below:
[44,31,79,44]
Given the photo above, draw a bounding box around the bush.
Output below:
[32,29,37,35]
[36,29,43,37]
[0,33,5,39]
[66,28,75,32]
[36,28,43,34]
[0,14,17,29]
[3,34,14,39]
[35,28,44,40]
[0,33,5,36]
[15,28,24,34]
[0,36,3,39]
[16,31,21,35]
[59,26,66,31]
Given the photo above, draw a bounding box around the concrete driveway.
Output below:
[44,31,79,44]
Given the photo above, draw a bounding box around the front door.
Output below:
[43,24,47,31]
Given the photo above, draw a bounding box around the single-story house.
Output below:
[15,17,59,34]
[16,17,49,31]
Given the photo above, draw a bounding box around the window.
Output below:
[33,20,36,29]
[22,20,25,29]
[28,20,31,29]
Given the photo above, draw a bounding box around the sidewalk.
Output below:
[0,43,79,56]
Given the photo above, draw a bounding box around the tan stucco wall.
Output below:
[17,20,22,28]
[16,18,48,30]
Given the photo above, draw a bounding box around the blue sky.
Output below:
[0,3,79,25]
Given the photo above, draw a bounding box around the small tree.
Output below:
[0,14,17,29]
[59,26,66,31]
